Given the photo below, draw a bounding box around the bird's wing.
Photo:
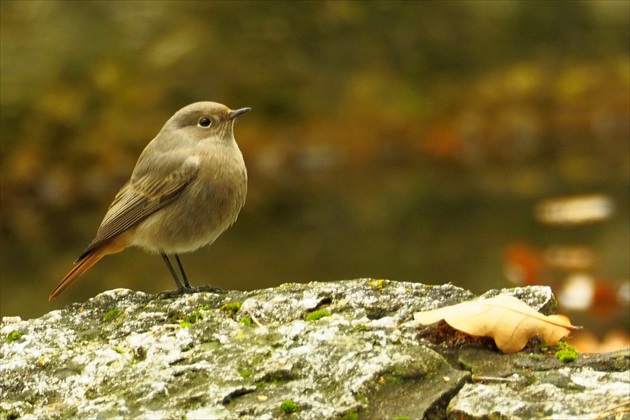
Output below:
[77,156,199,259]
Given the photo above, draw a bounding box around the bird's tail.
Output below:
[49,239,127,301]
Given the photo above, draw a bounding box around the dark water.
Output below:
[2,162,628,336]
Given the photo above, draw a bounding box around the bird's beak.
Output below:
[228,107,251,120]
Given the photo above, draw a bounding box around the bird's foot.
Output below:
[158,285,227,299]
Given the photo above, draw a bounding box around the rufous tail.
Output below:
[49,239,128,301]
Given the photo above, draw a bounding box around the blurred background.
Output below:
[1,1,628,352]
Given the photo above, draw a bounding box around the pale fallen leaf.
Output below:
[413,294,580,353]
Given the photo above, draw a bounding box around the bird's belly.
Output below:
[131,177,246,254]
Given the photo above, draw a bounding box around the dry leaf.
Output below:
[413,294,580,353]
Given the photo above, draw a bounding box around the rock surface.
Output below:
[1,279,628,419]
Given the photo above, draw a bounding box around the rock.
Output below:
[1,280,627,419]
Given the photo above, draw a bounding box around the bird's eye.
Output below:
[198,117,212,128]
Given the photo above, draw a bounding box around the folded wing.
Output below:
[77,158,200,260]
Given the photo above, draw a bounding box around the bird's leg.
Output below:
[161,253,186,290]
[174,254,192,288]
[159,252,227,298]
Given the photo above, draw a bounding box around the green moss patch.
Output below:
[305,310,331,322]
[281,399,298,414]
[5,331,22,343]
[102,308,122,322]
[555,341,579,363]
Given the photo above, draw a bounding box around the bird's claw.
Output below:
[158,285,227,299]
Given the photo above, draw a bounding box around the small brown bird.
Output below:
[49,102,250,301]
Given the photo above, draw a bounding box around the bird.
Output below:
[49,102,249,301]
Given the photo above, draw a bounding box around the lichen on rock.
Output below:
[1,280,627,419]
